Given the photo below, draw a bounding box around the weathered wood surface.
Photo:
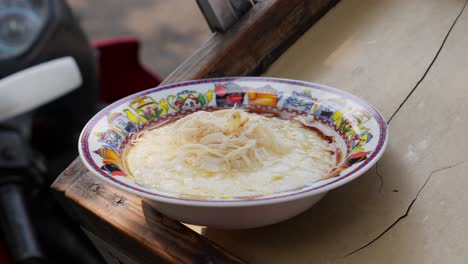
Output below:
[201,0,468,263]
[51,0,340,263]
[165,0,339,81]
[83,229,142,264]
[64,172,244,264]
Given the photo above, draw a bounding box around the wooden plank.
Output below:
[51,158,90,218]
[200,0,468,263]
[165,0,339,82]
[83,229,141,264]
[64,172,245,264]
[52,157,88,193]
[337,5,468,262]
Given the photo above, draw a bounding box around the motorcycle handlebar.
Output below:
[0,183,46,264]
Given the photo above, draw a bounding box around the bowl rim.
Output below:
[79,77,388,207]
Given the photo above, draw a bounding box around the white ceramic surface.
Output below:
[79,77,388,229]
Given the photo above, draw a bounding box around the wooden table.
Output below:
[52,0,468,263]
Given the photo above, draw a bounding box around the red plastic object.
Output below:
[92,37,162,103]
[0,242,11,264]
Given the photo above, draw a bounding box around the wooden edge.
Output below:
[51,157,90,218]
[164,0,340,82]
[51,157,245,263]
[64,172,246,264]
[51,157,87,193]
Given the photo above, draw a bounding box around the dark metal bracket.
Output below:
[196,0,255,32]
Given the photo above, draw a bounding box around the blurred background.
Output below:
[67,0,211,77]
[0,1,212,263]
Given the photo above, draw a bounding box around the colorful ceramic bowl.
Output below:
[79,77,388,229]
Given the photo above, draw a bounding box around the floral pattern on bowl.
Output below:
[79,77,387,203]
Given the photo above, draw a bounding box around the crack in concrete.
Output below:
[340,160,468,259]
[350,1,468,258]
[387,0,468,124]
[374,0,468,213]
[376,162,384,197]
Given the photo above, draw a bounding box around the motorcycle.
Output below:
[0,0,160,263]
